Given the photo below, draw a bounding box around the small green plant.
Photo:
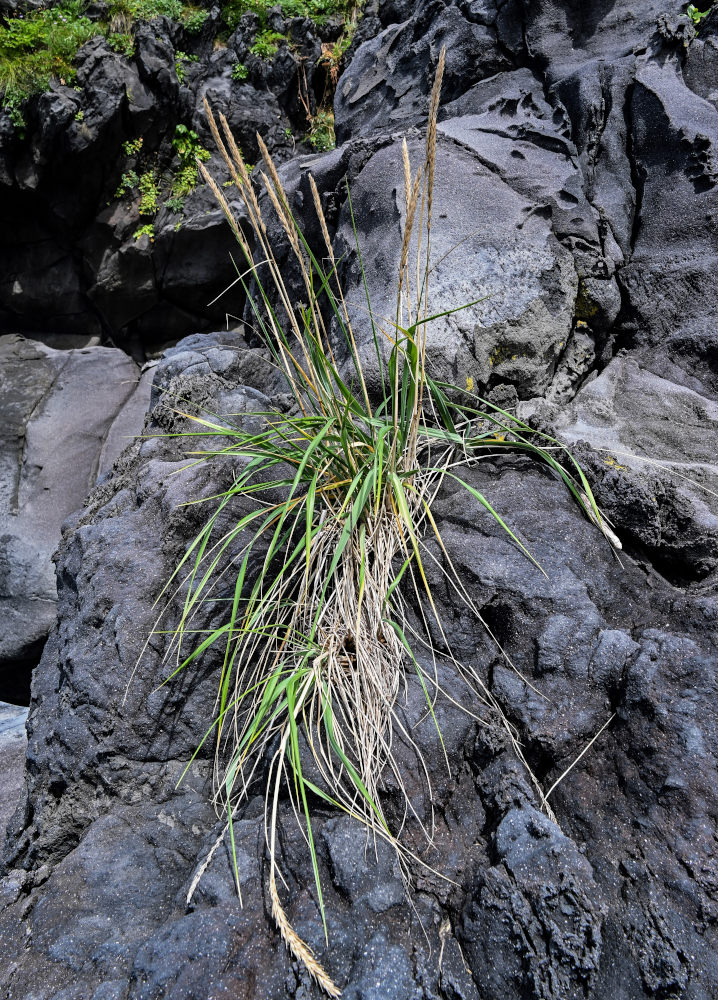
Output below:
[172,122,208,161]
[175,50,198,83]
[318,29,353,87]
[686,3,711,25]
[133,222,154,240]
[179,6,209,32]
[249,28,285,58]
[164,194,185,213]
[107,31,135,56]
[231,60,248,81]
[74,108,84,121]
[144,68,618,997]
[170,123,211,196]
[2,91,25,130]
[307,107,335,151]
[138,170,159,215]
[171,163,200,197]
[122,136,144,156]
[115,169,139,197]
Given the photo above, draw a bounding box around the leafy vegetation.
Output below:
[249,28,286,58]
[178,6,209,31]
[172,123,209,162]
[0,0,208,126]
[115,169,139,198]
[113,124,209,234]
[174,50,198,84]
[0,0,99,119]
[122,136,144,156]
[307,107,334,151]
[221,0,357,32]
[106,30,135,56]
[170,123,211,196]
[137,171,159,215]
[231,60,249,80]
[686,3,711,26]
[164,194,185,213]
[145,65,618,995]
[107,0,208,32]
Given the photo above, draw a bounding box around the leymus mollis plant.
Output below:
[145,50,620,996]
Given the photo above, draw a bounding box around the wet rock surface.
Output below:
[2,0,718,998]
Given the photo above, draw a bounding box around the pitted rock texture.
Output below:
[552,355,718,583]
[2,0,718,997]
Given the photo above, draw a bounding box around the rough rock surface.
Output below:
[2,0,718,998]
[0,335,152,703]
[552,355,718,583]
[2,328,717,999]
[0,703,28,840]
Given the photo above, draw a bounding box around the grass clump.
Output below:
[144,52,618,996]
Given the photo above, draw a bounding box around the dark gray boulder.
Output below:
[0,335,151,703]
[334,0,510,144]
[461,804,604,1000]
[620,59,718,350]
[333,131,578,397]
[552,354,718,583]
